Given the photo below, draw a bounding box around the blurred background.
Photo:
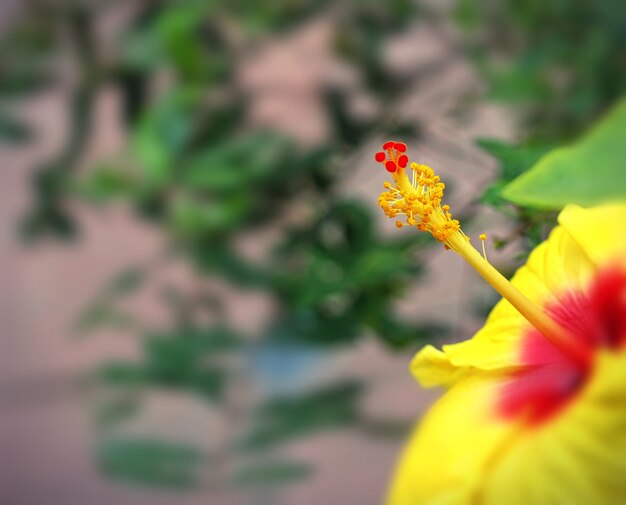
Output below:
[2,1,626,504]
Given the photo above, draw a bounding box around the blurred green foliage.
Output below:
[3,0,440,493]
[238,380,363,451]
[98,438,205,488]
[10,0,624,494]
[456,0,626,141]
[454,0,626,248]
[502,98,626,209]
[229,460,312,488]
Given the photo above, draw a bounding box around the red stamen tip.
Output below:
[382,141,395,150]
[394,142,407,153]
[398,154,408,168]
[375,152,386,163]
[385,160,397,173]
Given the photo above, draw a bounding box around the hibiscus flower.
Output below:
[374,141,626,505]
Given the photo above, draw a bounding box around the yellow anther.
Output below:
[395,221,403,228]
[479,234,488,261]
[378,159,461,245]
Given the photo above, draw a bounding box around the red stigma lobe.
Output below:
[374,140,410,173]
[385,160,397,172]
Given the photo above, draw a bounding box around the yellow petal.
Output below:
[559,203,626,270]
[387,375,518,505]
[483,351,626,504]
[396,204,626,504]
[393,351,626,505]
[524,225,596,299]
[410,345,467,388]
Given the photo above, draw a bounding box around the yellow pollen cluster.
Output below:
[378,162,461,245]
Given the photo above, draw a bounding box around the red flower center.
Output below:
[499,265,626,425]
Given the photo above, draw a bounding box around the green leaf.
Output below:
[146,327,241,355]
[74,305,137,333]
[132,88,199,186]
[99,361,147,387]
[502,98,626,209]
[230,460,312,488]
[193,244,271,286]
[0,67,54,98]
[140,327,240,400]
[239,380,363,450]
[103,267,146,298]
[181,133,295,191]
[76,165,136,201]
[74,268,145,333]
[0,113,34,143]
[97,438,204,488]
[477,139,553,207]
[477,139,552,182]
[19,203,78,242]
[168,194,252,237]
